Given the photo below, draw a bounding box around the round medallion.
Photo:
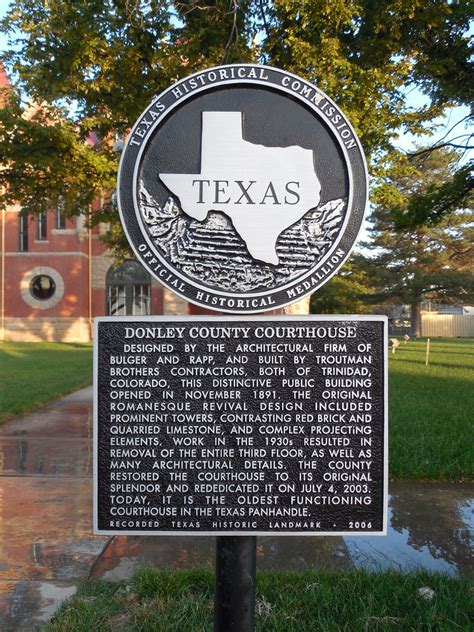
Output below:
[118,64,368,313]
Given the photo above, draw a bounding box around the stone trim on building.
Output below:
[20,266,65,309]
[3,317,91,342]
[91,252,114,289]
[6,252,89,258]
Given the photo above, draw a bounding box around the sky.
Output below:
[0,0,10,50]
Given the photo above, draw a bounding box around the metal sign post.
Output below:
[214,536,256,632]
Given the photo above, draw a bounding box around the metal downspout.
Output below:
[88,214,93,341]
[1,207,5,341]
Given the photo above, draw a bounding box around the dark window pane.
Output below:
[30,275,56,300]
[37,212,47,240]
[19,210,28,252]
[106,261,151,316]
[56,208,66,229]
[132,284,151,315]
[106,260,150,286]
[108,285,127,316]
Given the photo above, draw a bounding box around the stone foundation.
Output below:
[2,317,92,342]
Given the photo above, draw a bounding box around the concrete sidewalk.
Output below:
[0,387,472,630]
[0,388,108,631]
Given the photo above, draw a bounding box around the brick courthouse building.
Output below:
[0,63,165,342]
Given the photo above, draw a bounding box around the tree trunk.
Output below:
[410,300,422,337]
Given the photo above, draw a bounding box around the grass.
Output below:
[42,567,473,631]
[0,342,93,422]
[388,338,473,480]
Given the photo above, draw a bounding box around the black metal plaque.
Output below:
[117,65,368,313]
[94,316,387,535]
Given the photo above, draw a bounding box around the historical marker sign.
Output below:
[117,65,368,313]
[94,316,387,536]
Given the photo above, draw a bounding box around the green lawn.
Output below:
[42,567,473,632]
[388,338,473,480]
[0,342,93,422]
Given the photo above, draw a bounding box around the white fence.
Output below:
[422,314,474,337]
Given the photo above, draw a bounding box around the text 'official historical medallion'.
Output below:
[118,65,368,313]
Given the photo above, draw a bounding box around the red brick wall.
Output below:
[3,207,164,335]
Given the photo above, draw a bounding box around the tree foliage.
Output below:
[310,254,374,314]
[0,88,116,215]
[0,0,472,245]
[391,155,473,230]
[365,147,474,335]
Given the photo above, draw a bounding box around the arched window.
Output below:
[106,260,151,316]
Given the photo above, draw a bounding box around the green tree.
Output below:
[366,148,473,336]
[0,86,116,216]
[1,0,472,244]
[310,254,374,314]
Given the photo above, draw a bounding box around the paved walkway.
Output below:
[0,388,472,630]
[0,388,108,630]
